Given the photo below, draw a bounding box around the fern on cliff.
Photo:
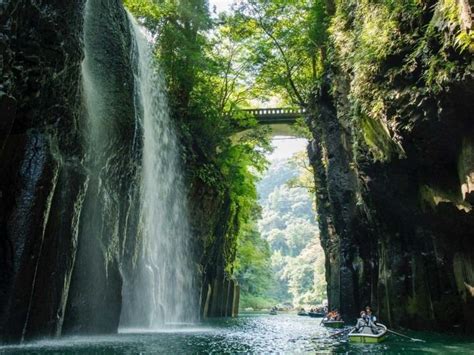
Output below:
[329,0,473,162]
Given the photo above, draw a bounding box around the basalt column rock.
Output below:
[62,0,141,335]
[0,0,144,340]
[188,176,239,318]
[307,1,474,332]
[363,81,474,332]
[306,77,363,321]
[309,71,474,333]
[0,0,87,342]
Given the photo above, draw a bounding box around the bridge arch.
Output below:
[241,107,306,125]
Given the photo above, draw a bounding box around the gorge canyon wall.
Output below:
[2,0,473,344]
[308,0,474,333]
[1,0,89,341]
[0,0,237,342]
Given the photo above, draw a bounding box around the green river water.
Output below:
[1,313,472,354]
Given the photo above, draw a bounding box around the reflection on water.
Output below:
[1,313,473,354]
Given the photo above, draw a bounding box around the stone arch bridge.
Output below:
[241,107,306,125]
[234,107,307,139]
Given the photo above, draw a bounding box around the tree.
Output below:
[287,150,316,196]
[230,0,329,107]
[257,151,326,306]
[125,0,273,289]
[233,220,276,308]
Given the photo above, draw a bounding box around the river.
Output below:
[1,313,472,354]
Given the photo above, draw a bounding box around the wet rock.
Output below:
[0,0,141,341]
[187,169,240,318]
[0,93,16,154]
[62,0,139,336]
[0,0,244,343]
[307,10,474,333]
[0,0,87,342]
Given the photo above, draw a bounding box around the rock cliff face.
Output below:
[0,0,237,343]
[308,0,474,332]
[187,153,240,319]
[62,0,141,336]
[0,0,146,341]
[0,0,88,341]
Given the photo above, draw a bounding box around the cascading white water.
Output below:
[121,14,199,327]
[80,0,197,328]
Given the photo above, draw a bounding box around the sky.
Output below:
[209,0,234,14]
[267,138,308,161]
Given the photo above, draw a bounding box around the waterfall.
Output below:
[120,14,199,327]
[78,0,198,331]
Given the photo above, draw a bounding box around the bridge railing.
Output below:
[242,107,306,117]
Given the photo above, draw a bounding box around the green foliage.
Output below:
[441,0,474,52]
[239,293,278,310]
[234,152,326,309]
[234,221,274,298]
[282,240,327,305]
[287,150,316,195]
[257,155,327,306]
[291,117,313,140]
[125,0,272,278]
[359,112,401,161]
[328,0,473,162]
[123,0,162,20]
[230,0,329,106]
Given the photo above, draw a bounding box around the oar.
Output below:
[330,327,354,337]
[387,329,425,342]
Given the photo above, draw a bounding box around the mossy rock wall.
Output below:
[308,0,474,332]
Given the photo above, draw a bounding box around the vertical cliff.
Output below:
[308,0,474,332]
[0,0,88,341]
[62,0,141,335]
[0,0,241,342]
[0,0,146,341]
[185,145,241,318]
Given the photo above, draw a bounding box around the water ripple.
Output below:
[1,313,473,354]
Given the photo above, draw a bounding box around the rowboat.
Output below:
[308,312,325,318]
[322,320,345,328]
[297,311,308,316]
[269,310,277,315]
[348,323,388,343]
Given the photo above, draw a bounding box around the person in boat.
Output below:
[332,309,342,321]
[365,306,377,326]
[355,306,379,334]
[355,310,367,332]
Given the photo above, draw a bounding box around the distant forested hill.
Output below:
[256,156,326,307]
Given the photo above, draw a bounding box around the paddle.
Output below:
[387,328,425,342]
[329,327,354,338]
